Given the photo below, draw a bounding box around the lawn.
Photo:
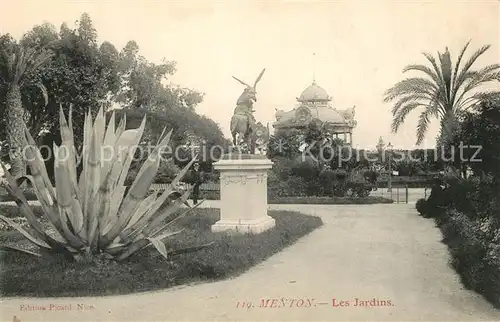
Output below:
[0,205,323,297]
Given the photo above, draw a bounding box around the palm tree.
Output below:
[384,41,500,146]
[0,41,53,177]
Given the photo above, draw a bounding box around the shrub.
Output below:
[440,210,500,307]
[318,169,336,196]
[290,158,320,182]
[344,182,371,198]
[363,170,379,184]
[0,107,212,262]
[416,198,427,216]
[267,173,308,199]
[270,157,294,181]
[332,181,349,197]
[155,158,181,183]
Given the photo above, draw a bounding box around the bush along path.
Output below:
[416,176,500,308]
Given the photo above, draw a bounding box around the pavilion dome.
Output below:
[297,82,331,102]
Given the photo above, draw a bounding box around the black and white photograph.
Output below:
[0,1,499,321]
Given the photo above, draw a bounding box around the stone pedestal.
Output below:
[211,154,275,234]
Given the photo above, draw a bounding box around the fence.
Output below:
[149,183,419,204]
[149,182,219,191]
[370,185,431,203]
[374,176,434,188]
[370,186,408,203]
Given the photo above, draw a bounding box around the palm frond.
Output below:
[416,105,436,145]
[402,64,441,85]
[383,77,438,102]
[451,40,471,90]
[457,91,500,111]
[8,44,54,87]
[474,64,500,77]
[392,102,425,133]
[391,94,433,115]
[423,52,446,91]
[454,70,500,108]
[452,44,491,95]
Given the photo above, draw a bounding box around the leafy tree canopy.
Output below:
[1,13,210,149]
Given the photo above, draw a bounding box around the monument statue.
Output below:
[230,68,266,153]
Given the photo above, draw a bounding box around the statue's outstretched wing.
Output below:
[254,68,266,88]
[232,76,250,87]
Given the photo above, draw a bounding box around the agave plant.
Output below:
[0,106,212,261]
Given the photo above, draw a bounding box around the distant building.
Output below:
[272,81,357,145]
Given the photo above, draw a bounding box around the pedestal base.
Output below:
[211,215,276,234]
[212,154,274,235]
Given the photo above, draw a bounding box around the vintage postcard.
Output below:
[1,0,500,321]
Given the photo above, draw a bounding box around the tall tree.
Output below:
[17,15,121,148]
[115,40,203,111]
[385,41,500,146]
[376,136,385,152]
[451,93,500,178]
[0,34,53,177]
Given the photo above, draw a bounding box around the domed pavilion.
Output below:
[273,81,357,145]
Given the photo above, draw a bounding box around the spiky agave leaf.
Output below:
[100,185,126,236]
[142,187,193,237]
[100,124,170,246]
[119,158,198,244]
[147,237,169,260]
[100,158,160,247]
[98,122,146,238]
[101,111,116,177]
[19,175,67,244]
[150,200,205,239]
[85,125,103,243]
[112,116,147,190]
[118,193,158,239]
[0,163,78,258]
[59,106,79,199]
[0,215,50,249]
[88,170,115,250]
[56,112,85,238]
[0,163,53,244]
[145,229,186,260]
[0,245,41,257]
[23,127,55,201]
[78,110,93,230]
[115,131,182,235]
[92,115,140,236]
[53,144,86,249]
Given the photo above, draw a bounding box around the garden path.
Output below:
[2,203,499,321]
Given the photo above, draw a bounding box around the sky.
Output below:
[1,0,499,150]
